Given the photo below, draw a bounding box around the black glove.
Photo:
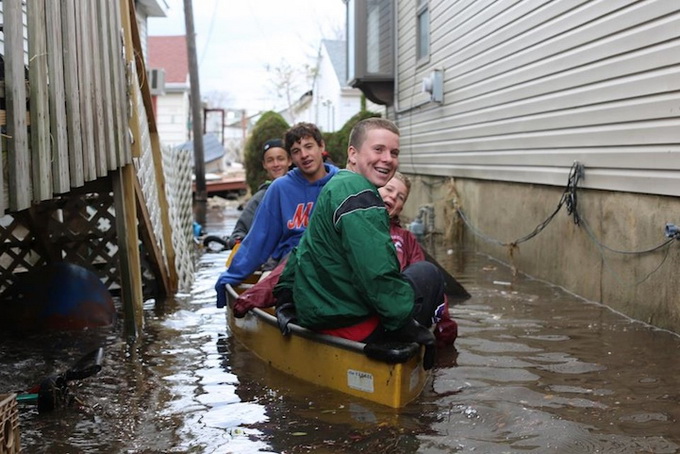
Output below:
[275,303,297,336]
[390,319,437,370]
[274,289,297,336]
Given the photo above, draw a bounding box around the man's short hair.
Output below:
[348,118,400,150]
[284,122,324,152]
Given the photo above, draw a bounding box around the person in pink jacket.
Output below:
[379,172,458,347]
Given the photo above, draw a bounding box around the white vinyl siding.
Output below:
[136,9,149,61]
[155,91,190,147]
[0,2,29,64]
[395,0,680,197]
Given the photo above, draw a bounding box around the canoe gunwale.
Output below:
[252,306,369,354]
[225,283,428,408]
[225,283,420,363]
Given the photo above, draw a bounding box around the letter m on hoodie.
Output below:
[287,202,314,229]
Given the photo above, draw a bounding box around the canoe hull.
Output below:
[227,307,428,408]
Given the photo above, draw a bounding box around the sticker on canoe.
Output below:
[347,369,374,393]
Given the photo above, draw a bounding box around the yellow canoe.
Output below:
[225,282,429,408]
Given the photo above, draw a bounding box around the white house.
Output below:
[147,35,191,147]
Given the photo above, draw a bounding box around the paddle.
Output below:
[423,249,470,301]
[16,347,105,412]
[62,346,105,381]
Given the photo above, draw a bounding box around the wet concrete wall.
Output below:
[403,175,680,333]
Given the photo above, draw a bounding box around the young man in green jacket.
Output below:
[274,118,444,368]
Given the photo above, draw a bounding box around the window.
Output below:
[347,0,394,81]
[346,0,395,105]
[416,0,430,62]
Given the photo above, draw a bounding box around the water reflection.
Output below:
[2,205,679,453]
[427,258,680,453]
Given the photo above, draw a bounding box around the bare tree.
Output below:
[203,90,234,109]
[265,7,346,121]
[266,60,299,115]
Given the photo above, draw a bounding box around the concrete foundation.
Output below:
[403,175,680,334]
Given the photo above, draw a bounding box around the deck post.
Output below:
[126,0,178,294]
[112,168,144,338]
[115,0,149,337]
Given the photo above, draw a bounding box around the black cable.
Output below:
[457,162,583,247]
[563,162,584,226]
[577,214,674,255]
[456,161,676,287]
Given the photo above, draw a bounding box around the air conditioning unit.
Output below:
[147,68,166,95]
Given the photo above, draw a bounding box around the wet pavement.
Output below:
[1,204,679,453]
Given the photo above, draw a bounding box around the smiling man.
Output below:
[274,118,444,368]
[214,123,338,308]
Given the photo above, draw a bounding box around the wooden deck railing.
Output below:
[0,0,193,336]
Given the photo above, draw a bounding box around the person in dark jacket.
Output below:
[222,139,292,249]
[274,118,444,368]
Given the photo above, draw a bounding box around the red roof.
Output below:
[148,35,189,84]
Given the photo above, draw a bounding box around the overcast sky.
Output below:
[148,0,346,114]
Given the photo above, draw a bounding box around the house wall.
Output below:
[394,0,680,332]
[135,9,149,61]
[404,175,680,333]
[314,52,343,131]
[1,1,132,211]
[154,89,190,146]
[395,0,680,195]
[0,2,28,64]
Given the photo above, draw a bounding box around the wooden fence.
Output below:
[0,0,193,336]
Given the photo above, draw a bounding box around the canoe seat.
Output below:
[363,341,420,364]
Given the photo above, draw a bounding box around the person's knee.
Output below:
[402,261,445,326]
[403,261,444,296]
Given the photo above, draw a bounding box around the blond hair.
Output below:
[393,171,411,195]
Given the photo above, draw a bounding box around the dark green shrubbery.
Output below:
[243,111,289,194]
[322,110,382,168]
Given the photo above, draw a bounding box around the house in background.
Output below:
[347,0,680,332]
[204,107,251,165]
[223,110,253,164]
[134,0,168,59]
[147,35,191,147]
[281,39,384,132]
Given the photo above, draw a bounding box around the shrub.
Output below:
[322,110,382,168]
[243,111,289,194]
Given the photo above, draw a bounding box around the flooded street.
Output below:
[2,204,679,453]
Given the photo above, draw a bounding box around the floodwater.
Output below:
[1,203,679,453]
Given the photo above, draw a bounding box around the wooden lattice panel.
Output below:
[133,80,169,274]
[45,193,121,291]
[0,215,47,294]
[0,188,159,299]
[163,144,195,292]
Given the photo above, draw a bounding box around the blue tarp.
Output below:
[176,133,225,164]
